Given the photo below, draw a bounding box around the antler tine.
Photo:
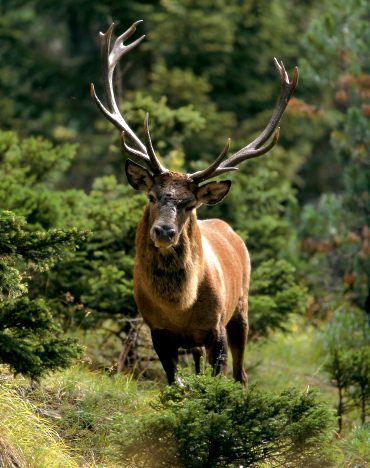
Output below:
[188,59,298,183]
[144,114,167,174]
[222,127,281,167]
[240,59,298,152]
[188,138,231,182]
[219,59,298,170]
[91,21,165,174]
[120,131,154,170]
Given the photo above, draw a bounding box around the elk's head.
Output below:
[125,160,231,248]
[91,21,298,249]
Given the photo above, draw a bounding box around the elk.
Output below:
[91,20,298,386]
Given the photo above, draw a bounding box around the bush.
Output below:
[116,373,335,467]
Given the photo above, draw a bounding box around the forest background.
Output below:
[0,0,369,466]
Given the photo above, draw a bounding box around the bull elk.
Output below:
[91,20,298,386]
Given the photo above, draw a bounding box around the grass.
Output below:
[0,318,368,466]
[0,384,78,467]
[247,319,336,401]
[8,366,157,465]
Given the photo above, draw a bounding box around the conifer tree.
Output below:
[0,210,86,378]
[298,0,370,318]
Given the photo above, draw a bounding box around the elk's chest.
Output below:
[134,267,223,334]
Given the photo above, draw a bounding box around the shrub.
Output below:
[116,373,335,467]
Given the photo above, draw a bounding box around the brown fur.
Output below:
[131,169,250,386]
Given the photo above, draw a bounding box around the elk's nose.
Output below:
[153,225,176,241]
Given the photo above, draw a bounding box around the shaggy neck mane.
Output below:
[135,205,203,308]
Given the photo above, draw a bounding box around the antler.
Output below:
[91,21,166,174]
[188,58,299,182]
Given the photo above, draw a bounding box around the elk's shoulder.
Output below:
[199,218,249,265]
[199,218,239,239]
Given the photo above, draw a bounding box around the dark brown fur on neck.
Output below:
[135,205,203,305]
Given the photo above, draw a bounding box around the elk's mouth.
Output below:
[153,239,176,250]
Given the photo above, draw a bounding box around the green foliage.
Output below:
[300,0,369,93]
[0,130,78,229]
[320,307,369,351]
[338,424,370,466]
[0,210,85,378]
[325,346,370,429]
[0,211,84,274]
[322,309,370,428]
[249,259,307,336]
[0,134,87,378]
[0,129,144,366]
[0,298,82,379]
[298,0,370,320]
[52,176,145,329]
[117,373,334,467]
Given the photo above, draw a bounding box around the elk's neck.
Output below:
[135,206,203,309]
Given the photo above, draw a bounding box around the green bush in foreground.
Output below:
[116,374,335,467]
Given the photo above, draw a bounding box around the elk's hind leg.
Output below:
[207,327,228,377]
[226,299,248,387]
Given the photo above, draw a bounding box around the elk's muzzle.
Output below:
[151,223,177,248]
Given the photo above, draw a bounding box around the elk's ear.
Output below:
[125,160,154,191]
[196,180,232,205]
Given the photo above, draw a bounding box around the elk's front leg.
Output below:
[207,327,228,376]
[192,346,205,374]
[151,329,179,384]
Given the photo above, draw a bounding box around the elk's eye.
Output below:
[148,194,156,203]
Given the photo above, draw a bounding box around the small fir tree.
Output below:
[0,210,86,378]
[323,308,370,430]
[117,373,335,467]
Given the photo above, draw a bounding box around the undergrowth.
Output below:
[0,321,368,467]
[0,385,78,467]
[7,366,155,465]
[248,320,335,398]
[113,372,336,467]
